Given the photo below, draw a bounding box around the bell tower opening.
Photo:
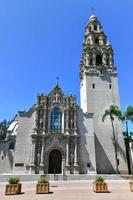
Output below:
[48,149,62,174]
[96,54,102,65]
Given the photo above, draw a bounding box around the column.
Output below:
[33,109,38,134]
[40,139,45,165]
[66,138,69,166]
[102,53,106,65]
[74,110,77,130]
[65,137,70,174]
[65,110,69,135]
[43,109,46,134]
[62,112,64,133]
[31,139,36,165]
[93,52,96,66]
[74,138,78,166]
[74,137,79,174]
[85,54,89,66]
[109,53,113,66]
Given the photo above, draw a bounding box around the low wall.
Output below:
[0,174,128,182]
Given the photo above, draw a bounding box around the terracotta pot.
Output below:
[5,183,22,195]
[93,182,108,193]
[129,182,133,192]
[36,182,49,194]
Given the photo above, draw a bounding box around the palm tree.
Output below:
[122,106,133,174]
[102,105,122,173]
[122,106,133,137]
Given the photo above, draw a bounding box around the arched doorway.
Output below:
[48,149,62,174]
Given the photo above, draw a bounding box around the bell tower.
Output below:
[80,14,117,113]
[80,15,128,173]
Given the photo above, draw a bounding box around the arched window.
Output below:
[94,24,97,31]
[96,55,102,65]
[95,37,99,45]
[50,107,62,133]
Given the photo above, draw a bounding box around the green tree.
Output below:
[0,119,10,141]
[121,106,133,174]
[102,105,122,173]
[122,106,133,137]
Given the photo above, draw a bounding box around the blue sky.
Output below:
[0,0,132,130]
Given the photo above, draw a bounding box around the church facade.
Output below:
[0,14,128,175]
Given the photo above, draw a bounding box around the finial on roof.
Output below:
[89,7,97,21]
[91,7,95,15]
[56,77,59,85]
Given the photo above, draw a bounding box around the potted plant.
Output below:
[93,176,108,193]
[5,176,22,195]
[36,176,49,194]
[129,179,133,192]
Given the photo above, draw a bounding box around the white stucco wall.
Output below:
[78,109,96,174]
[13,108,35,173]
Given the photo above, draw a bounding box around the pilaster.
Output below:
[65,137,70,174]
[74,137,79,174]
[40,138,45,166]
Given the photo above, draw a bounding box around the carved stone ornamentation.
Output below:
[29,84,79,174]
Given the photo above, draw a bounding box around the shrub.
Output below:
[38,176,49,183]
[95,176,105,183]
[8,177,20,184]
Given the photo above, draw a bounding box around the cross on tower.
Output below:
[56,77,59,85]
[91,7,95,15]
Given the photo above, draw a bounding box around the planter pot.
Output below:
[93,182,108,193]
[5,183,22,195]
[129,182,133,192]
[36,182,49,194]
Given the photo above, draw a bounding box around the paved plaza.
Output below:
[0,180,133,200]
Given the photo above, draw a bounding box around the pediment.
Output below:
[48,84,64,98]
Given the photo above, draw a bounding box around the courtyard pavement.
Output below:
[0,180,133,200]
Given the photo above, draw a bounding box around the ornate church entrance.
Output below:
[48,149,62,174]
